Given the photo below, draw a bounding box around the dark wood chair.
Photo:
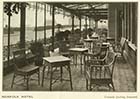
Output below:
[85,51,117,91]
[114,37,126,56]
[113,37,126,63]
[86,42,109,60]
[11,48,40,90]
[95,43,109,60]
[84,47,109,75]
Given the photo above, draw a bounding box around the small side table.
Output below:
[69,48,88,74]
[42,56,73,91]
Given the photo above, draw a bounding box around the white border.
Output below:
[0,0,140,99]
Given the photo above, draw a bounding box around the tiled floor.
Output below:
[3,56,136,92]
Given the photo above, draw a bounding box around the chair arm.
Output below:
[87,58,105,63]
[84,52,94,56]
[84,52,101,59]
[85,59,103,69]
[90,64,111,68]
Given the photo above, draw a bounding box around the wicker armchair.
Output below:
[85,51,117,91]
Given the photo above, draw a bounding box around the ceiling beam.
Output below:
[74,10,107,15]
[75,4,89,9]
[46,3,108,19]
[89,4,105,9]
[75,8,108,11]
[85,13,107,16]
[73,9,107,13]
[65,4,80,8]
[49,4,82,17]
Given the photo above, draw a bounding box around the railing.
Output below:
[3,29,84,75]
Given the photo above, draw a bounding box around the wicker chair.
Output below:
[11,48,40,90]
[114,37,126,56]
[85,51,117,91]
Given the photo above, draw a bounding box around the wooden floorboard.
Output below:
[3,56,136,91]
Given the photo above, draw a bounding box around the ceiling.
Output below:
[46,2,108,19]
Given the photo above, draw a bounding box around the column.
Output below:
[20,3,26,48]
[44,4,46,44]
[95,19,98,33]
[85,17,88,34]
[35,2,38,42]
[72,15,74,33]
[52,5,55,52]
[79,17,81,31]
[89,17,91,28]
[7,3,11,67]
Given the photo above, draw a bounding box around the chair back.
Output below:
[92,42,109,60]
[92,41,101,54]
[105,51,117,78]
[120,37,126,50]
[13,48,27,70]
[100,45,109,59]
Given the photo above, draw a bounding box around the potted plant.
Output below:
[30,41,44,66]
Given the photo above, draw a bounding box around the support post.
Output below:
[7,4,11,68]
[20,3,26,48]
[52,5,55,52]
[35,2,38,42]
[79,17,81,31]
[89,18,91,28]
[85,17,88,34]
[95,19,98,33]
[44,4,46,44]
[72,15,74,33]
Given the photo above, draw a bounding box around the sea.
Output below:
[3,27,73,46]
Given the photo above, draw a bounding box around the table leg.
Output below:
[60,66,63,82]
[26,75,29,90]
[75,54,77,67]
[91,42,93,52]
[38,69,40,85]
[80,54,83,74]
[41,66,46,87]
[50,66,53,91]
[68,64,73,90]
[73,54,77,67]
[73,55,75,66]
[84,55,86,75]
[71,53,74,66]
[89,42,91,52]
